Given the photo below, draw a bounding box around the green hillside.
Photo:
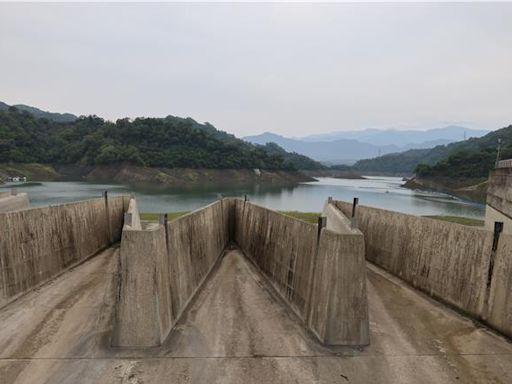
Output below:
[0,107,323,170]
[352,124,512,176]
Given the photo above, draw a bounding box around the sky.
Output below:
[0,2,511,137]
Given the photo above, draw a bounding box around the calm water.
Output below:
[1,177,485,218]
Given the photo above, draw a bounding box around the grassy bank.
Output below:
[140,210,321,224]
[424,215,484,227]
[141,211,484,227]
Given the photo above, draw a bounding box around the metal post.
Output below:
[351,197,359,229]
[104,190,113,243]
[317,216,327,243]
[492,221,504,252]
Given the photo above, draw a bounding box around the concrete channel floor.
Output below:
[1,248,512,383]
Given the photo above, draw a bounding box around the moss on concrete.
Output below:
[141,210,320,224]
[424,215,484,227]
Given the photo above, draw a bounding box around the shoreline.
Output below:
[0,163,315,187]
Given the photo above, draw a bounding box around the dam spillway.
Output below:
[1,192,512,383]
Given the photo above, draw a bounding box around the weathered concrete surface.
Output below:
[235,200,318,321]
[2,248,512,383]
[309,229,369,345]
[335,200,512,339]
[112,225,171,347]
[323,200,359,235]
[122,197,141,230]
[113,199,233,347]
[0,192,29,213]
[485,204,512,234]
[485,233,512,338]
[0,195,129,309]
[486,166,512,231]
[235,200,368,345]
[166,199,232,323]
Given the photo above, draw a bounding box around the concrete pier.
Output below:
[113,198,369,347]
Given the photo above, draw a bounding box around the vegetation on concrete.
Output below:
[143,211,483,226]
[424,215,484,227]
[141,210,320,224]
[279,211,320,224]
[140,212,189,221]
[0,107,323,171]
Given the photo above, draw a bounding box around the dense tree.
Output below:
[0,109,323,171]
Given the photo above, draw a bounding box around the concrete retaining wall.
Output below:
[235,200,369,346]
[167,199,233,324]
[114,198,369,347]
[485,204,512,234]
[113,199,234,347]
[485,234,512,337]
[486,166,512,234]
[0,195,129,309]
[334,200,512,338]
[113,223,171,347]
[0,192,29,213]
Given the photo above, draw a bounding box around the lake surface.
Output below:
[1,177,485,218]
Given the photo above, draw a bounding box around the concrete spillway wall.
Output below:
[113,199,234,347]
[0,194,129,309]
[234,200,368,345]
[0,191,29,213]
[485,166,512,234]
[334,200,512,339]
[114,198,369,347]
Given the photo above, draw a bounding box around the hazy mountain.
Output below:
[242,128,481,164]
[301,126,489,146]
[0,101,77,123]
[353,124,511,176]
[243,132,397,164]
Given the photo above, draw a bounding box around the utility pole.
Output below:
[495,138,502,168]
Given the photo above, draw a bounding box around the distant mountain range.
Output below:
[243,127,489,164]
[0,101,77,123]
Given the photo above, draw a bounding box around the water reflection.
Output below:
[1,176,485,218]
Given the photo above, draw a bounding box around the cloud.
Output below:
[0,2,511,135]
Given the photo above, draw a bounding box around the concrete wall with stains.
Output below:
[112,223,171,347]
[113,199,234,347]
[0,195,129,309]
[486,166,512,234]
[334,200,512,339]
[167,199,233,326]
[235,200,369,346]
[0,192,29,213]
[114,198,369,347]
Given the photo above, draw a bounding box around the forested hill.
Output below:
[353,124,512,177]
[0,101,77,123]
[0,107,323,170]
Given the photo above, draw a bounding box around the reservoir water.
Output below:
[1,177,485,218]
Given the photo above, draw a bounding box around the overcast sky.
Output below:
[0,2,511,137]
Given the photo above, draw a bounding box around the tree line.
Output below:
[0,107,323,170]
